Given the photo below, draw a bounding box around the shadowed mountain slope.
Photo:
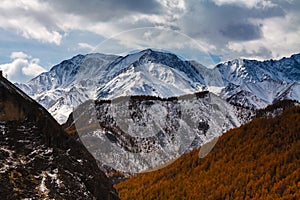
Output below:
[0,75,119,199]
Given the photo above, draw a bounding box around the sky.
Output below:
[0,0,299,83]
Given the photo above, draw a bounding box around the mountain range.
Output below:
[16,49,300,124]
[2,48,300,199]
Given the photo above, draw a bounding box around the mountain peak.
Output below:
[141,48,154,53]
[291,53,300,63]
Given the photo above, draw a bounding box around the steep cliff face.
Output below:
[0,76,119,199]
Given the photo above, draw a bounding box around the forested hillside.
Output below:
[116,106,300,200]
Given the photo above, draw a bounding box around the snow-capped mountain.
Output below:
[16,53,119,123]
[96,49,206,99]
[190,54,300,109]
[16,50,300,123]
[17,49,207,123]
[214,54,300,109]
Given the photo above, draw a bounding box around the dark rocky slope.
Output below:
[0,75,119,199]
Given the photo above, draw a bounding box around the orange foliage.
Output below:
[115,106,300,200]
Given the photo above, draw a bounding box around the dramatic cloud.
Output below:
[0,0,299,68]
[220,23,263,41]
[177,0,285,46]
[0,52,46,83]
[50,0,162,22]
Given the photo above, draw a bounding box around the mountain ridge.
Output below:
[0,75,119,199]
[16,50,300,123]
[64,90,246,176]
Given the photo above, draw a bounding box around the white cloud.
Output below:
[212,0,276,8]
[22,58,46,76]
[0,0,63,45]
[78,42,95,51]
[10,51,30,59]
[0,52,46,83]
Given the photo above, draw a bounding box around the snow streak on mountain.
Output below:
[16,49,300,123]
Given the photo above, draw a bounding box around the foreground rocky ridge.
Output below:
[0,75,119,199]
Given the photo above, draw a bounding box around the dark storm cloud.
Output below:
[236,45,273,59]
[50,0,162,22]
[220,22,262,41]
[179,0,285,44]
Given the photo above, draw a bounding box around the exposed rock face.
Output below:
[65,91,243,175]
[0,76,119,199]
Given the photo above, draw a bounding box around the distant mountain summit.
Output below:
[214,54,300,108]
[16,50,300,123]
[96,48,206,99]
[0,75,119,199]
